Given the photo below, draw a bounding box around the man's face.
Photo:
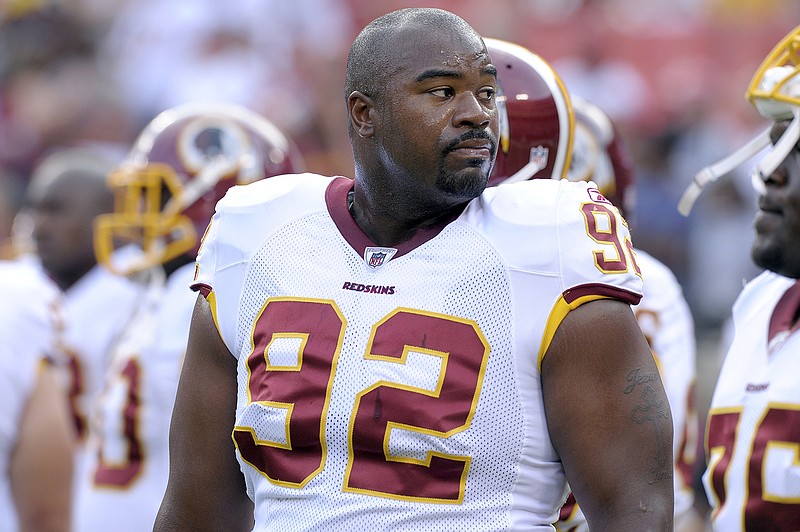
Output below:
[28,172,109,284]
[373,25,498,206]
[752,119,800,278]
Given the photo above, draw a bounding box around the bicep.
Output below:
[542,298,674,531]
[155,293,253,531]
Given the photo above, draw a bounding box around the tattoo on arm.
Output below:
[624,367,672,485]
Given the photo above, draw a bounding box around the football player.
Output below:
[561,97,702,531]
[156,10,673,531]
[22,147,143,460]
[71,102,305,532]
[688,25,800,531]
[485,38,702,532]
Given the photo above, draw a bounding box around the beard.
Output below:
[436,132,496,199]
[435,162,490,200]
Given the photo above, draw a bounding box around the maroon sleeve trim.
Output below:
[191,282,212,298]
[562,282,642,306]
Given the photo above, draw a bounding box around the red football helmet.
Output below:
[94,101,305,275]
[485,38,574,187]
[567,96,636,218]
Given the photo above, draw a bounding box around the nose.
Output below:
[452,92,491,129]
[757,165,787,189]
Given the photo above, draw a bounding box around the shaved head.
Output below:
[345,8,482,105]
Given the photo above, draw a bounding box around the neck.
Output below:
[51,264,94,292]
[349,188,467,248]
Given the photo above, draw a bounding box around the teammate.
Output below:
[70,102,304,532]
[22,147,143,446]
[562,98,701,530]
[155,8,674,531]
[485,38,701,531]
[688,25,800,531]
[0,260,74,532]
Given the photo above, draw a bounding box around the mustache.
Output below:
[444,130,497,158]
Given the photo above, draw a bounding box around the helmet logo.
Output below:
[529,146,549,171]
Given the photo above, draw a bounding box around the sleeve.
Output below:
[555,181,643,307]
[190,201,231,349]
[537,180,644,367]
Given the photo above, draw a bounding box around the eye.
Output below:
[478,86,495,103]
[429,87,455,99]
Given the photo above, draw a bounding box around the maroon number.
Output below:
[64,349,88,440]
[93,358,143,486]
[344,309,489,502]
[705,410,740,513]
[581,203,639,274]
[745,406,800,529]
[235,300,489,501]
[706,406,800,527]
[233,298,344,488]
[675,383,700,490]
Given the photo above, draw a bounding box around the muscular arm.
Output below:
[154,294,253,531]
[10,365,75,532]
[542,298,674,531]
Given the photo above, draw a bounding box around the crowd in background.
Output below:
[1,0,799,517]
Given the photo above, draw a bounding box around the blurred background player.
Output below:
[556,97,704,532]
[691,25,800,531]
[485,38,702,531]
[0,259,75,532]
[72,101,305,532]
[20,146,143,459]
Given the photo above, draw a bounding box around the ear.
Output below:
[348,91,375,138]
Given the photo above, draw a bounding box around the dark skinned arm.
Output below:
[154,294,253,531]
[542,298,674,531]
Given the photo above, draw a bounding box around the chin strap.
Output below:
[678,108,800,216]
[502,159,546,184]
[752,108,800,187]
[677,128,771,216]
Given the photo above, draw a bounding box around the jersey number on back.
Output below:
[233,298,489,504]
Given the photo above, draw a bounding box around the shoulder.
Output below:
[467,179,642,301]
[217,172,335,212]
[205,172,337,257]
[478,178,609,221]
[733,270,793,316]
[0,259,59,312]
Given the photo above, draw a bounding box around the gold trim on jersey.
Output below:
[538,293,610,372]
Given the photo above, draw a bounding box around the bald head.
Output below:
[345,8,483,105]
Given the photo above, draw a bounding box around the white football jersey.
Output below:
[0,260,61,531]
[556,249,699,531]
[193,173,644,531]
[703,271,800,531]
[72,263,195,532]
[58,263,142,443]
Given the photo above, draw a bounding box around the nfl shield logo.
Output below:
[369,252,386,268]
[530,146,549,170]
[364,247,397,270]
